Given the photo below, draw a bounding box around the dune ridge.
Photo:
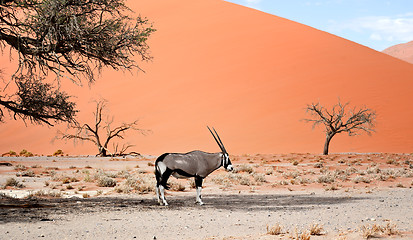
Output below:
[383,40,413,65]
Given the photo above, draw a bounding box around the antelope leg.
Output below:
[195,176,204,205]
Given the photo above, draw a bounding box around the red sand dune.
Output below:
[1,0,413,156]
[382,40,413,65]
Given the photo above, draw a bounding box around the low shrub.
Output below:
[97,176,117,187]
[266,223,284,235]
[234,164,254,174]
[14,164,27,171]
[28,190,62,198]
[317,174,335,184]
[253,173,267,183]
[53,149,64,156]
[122,174,155,193]
[19,149,34,157]
[16,170,35,177]
[4,177,24,188]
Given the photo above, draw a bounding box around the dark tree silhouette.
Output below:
[58,100,149,156]
[304,100,376,155]
[0,0,155,125]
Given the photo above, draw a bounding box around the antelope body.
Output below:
[155,127,233,206]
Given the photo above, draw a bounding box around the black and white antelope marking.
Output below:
[154,127,233,206]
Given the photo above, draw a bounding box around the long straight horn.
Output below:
[207,126,225,153]
[212,127,227,154]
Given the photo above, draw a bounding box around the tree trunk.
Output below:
[97,144,107,157]
[100,148,107,157]
[323,133,335,155]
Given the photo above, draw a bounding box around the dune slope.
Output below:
[1,0,413,155]
[383,40,413,65]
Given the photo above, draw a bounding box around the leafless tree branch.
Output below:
[304,99,376,155]
[57,99,149,156]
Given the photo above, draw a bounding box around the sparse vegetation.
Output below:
[353,176,371,184]
[317,174,335,184]
[169,180,186,191]
[97,176,117,187]
[360,222,400,239]
[290,228,311,240]
[308,223,324,235]
[253,173,267,183]
[19,149,34,157]
[234,164,254,174]
[28,190,62,198]
[16,170,35,177]
[14,164,27,171]
[116,174,155,193]
[267,223,284,235]
[3,150,17,156]
[53,150,64,156]
[4,177,24,188]
[264,167,273,175]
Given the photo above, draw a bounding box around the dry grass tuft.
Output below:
[16,170,35,177]
[116,174,155,193]
[28,190,62,198]
[14,164,27,171]
[212,172,254,187]
[234,164,255,174]
[360,222,400,239]
[253,173,267,183]
[4,177,24,188]
[353,176,371,184]
[290,228,311,240]
[317,173,335,184]
[324,184,339,191]
[266,223,284,235]
[382,222,400,236]
[97,176,117,187]
[169,180,186,191]
[308,223,325,235]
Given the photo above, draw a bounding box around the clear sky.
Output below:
[224,0,413,51]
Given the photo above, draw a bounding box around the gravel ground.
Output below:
[1,188,412,240]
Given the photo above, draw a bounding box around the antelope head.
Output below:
[207,126,233,171]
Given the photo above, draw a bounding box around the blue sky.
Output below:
[224,0,413,51]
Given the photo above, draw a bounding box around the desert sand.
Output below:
[1,0,413,156]
[1,153,412,239]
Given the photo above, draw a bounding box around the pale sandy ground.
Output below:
[1,153,413,239]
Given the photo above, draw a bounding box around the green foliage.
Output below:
[0,0,155,125]
[53,149,64,156]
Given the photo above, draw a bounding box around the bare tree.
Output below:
[1,0,155,125]
[58,100,148,156]
[304,100,376,155]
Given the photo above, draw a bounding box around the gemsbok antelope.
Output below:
[154,127,233,206]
